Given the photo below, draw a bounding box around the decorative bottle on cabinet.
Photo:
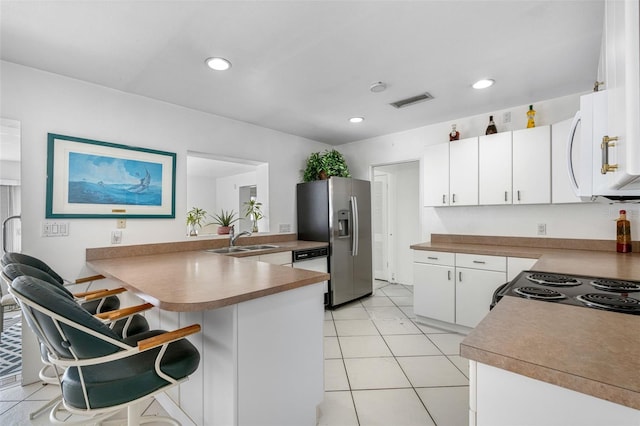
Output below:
[616,210,632,253]
[526,105,536,128]
[449,124,460,141]
[485,116,497,135]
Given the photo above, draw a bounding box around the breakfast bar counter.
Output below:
[87,249,329,311]
[86,236,329,426]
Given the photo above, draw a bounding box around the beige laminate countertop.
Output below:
[86,238,330,312]
[411,235,640,409]
[410,241,640,280]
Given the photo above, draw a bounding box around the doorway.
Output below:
[372,161,420,285]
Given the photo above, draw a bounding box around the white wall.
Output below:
[342,93,640,243]
[0,61,331,279]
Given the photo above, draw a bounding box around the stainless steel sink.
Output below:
[206,247,250,254]
[206,244,278,254]
[241,244,279,251]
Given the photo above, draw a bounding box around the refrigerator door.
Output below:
[352,179,373,299]
[329,178,355,306]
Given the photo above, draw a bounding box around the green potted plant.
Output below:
[302,149,351,182]
[186,207,207,236]
[243,199,264,233]
[209,209,239,235]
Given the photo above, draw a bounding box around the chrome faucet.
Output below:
[229,225,252,246]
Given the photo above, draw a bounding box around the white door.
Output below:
[373,173,388,281]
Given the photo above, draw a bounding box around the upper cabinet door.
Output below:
[512,126,551,204]
[423,143,450,207]
[551,118,583,204]
[449,137,479,206]
[479,132,512,205]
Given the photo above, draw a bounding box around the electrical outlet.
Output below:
[111,230,122,244]
[117,219,126,229]
[279,224,291,233]
[537,223,547,236]
[503,111,511,124]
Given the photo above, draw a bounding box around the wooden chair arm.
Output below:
[94,303,154,321]
[138,324,201,351]
[74,288,108,298]
[77,287,127,300]
[74,274,105,284]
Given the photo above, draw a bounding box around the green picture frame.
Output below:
[46,133,176,218]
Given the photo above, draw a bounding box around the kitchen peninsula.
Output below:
[411,234,640,425]
[86,235,330,426]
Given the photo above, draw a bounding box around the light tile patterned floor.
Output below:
[318,281,469,426]
[0,281,469,425]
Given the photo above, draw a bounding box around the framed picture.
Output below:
[46,133,176,218]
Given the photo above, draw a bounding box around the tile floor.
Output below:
[317,281,469,426]
[0,281,469,426]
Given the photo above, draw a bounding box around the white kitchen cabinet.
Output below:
[512,126,551,204]
[551,118,583,203]
[423,143,450,206]
[602,0,640,190]
[414,262,455,323]
[470,361,640,426]
[449,137,479,206]
[479,132,512,205]
[413,251,505,330]
[455,254,506,329]
[506,257,538,281]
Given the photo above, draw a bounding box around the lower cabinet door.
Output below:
[455,268,506,328]
[413,263,455,323]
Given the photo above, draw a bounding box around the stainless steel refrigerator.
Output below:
[297,177,373,308]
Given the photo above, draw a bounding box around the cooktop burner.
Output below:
[514,286,566,300]
[576,293,640,314]
[494,271,640,315]
[526,273,581,287]
[590,279,640,293]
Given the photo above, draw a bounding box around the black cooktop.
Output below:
[494,270,640,315]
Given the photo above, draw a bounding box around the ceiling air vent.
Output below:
[389,92,434,109]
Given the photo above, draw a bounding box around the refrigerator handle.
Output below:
[350,195,359,256]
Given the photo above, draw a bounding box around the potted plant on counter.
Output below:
[186,207,207,236]
[209,209,239,235]
[302,149,351,182]
[243,198,263,233]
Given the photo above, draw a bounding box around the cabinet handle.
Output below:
[447,270,451,280]
[458,271,462,282]
[427,256,438,260]
[504,191,508,202]
[452,193,456,203]
[472,260,486,264]
[517,190,521,201]
[601,135,619,174]
[442,194,446,204]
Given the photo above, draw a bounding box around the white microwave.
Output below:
[567,90,640,201]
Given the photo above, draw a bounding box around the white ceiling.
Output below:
[0,1,604,145]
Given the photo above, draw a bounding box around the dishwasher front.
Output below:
[292,247,329,304]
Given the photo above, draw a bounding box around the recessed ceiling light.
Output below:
[349,117,364,123]
[472,79,495,89]
[205,57,232,71]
